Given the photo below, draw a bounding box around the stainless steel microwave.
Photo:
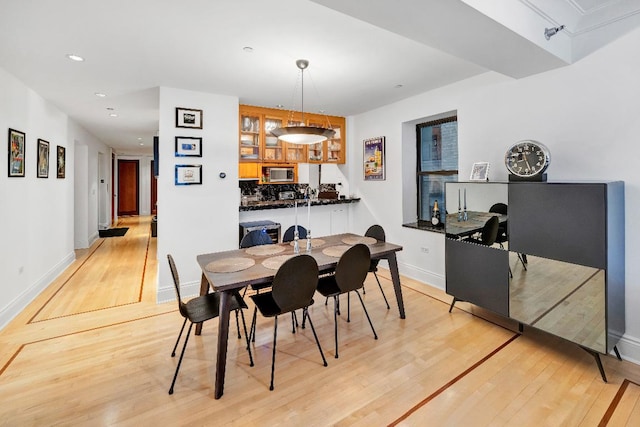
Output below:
[267,167,294,182]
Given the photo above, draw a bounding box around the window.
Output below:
[417,116,458,223]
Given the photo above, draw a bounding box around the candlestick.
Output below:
[457,188,463,222]
[306,228,312,253]
[294,201,299,253]
[307,198,311,230]
[294,200,298,235]
[463,188,468,221]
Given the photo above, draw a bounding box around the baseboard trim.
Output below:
[0,251,75,330]
[157,279,199,304]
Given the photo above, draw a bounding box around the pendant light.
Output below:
[271,59,335,144]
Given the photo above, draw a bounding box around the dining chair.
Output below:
[488,203,527,271]
[364,225,390,310]
[167,254,253,395]
[463,215,499,246]
[240,229,273,248]
[317,243,377,358]
[250,254,328,390]
[282,225,308,242]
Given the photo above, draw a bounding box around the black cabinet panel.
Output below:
[508,183,606,269]
[445,239,509,317]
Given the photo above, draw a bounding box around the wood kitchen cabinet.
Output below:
[239,105,345,165]
[238,162,260,179]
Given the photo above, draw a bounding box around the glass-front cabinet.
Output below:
[239,104,346,165]
[263,117,285,162]
[239,113,261,161]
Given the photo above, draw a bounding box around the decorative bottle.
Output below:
[431,200,441,226]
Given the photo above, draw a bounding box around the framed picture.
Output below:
[57,145,66,179]
[8,128,26,177]
[37,139,50,178]
[470,161,490,181]
[363,136,385,181]
[176,107,203,129]
[175,136,202,157]
[175,164,202,185]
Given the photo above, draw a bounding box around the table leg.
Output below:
[195,273,209,335]
[386,253,406,319]
[214,290,232,399]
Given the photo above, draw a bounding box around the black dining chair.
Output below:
[488,203,527,271]
[167,254,253,395]
[282,225,308,242]
[240,229,273,248]
[317,244,377,358]
[463,215,499,246]
[364,225,390,310]
[250,254,328,391]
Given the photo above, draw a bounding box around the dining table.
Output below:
[195,232,404,399]
[445,211,506,238]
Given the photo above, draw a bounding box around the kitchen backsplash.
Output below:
[239,182,336,200]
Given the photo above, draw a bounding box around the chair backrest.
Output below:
[167,254,188,318]
[282,225,308,242]
[481,216,500,246]
[240,229,273,248]
[489,203,508,215]
[365,225,385,269]
[334,244,371,293]
[271,254,319,313]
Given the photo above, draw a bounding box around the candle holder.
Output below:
[463,208,468,221]
[293,229,300,254]
[306,229,312,253]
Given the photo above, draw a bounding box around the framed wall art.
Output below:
[175,164,202,185]
[8,128,26,177]
[176,107,203,129]
[363,136,385,181]
[56,145,66,179]
[470,161,490,181]
[37,139,50,178]
[175,136,202,157]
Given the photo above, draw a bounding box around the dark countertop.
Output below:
[402,220,445,234]
[240,198,360,211]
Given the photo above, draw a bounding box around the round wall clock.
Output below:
[504,140,550,181]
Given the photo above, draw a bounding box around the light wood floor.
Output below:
[1,216,640,426]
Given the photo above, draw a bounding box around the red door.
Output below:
[118,159,139,216]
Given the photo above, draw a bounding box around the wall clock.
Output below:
[504,140,550,181]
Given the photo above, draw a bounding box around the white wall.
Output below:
[156,87,240,302]
[348,27,640,362]
[0,67,75,329]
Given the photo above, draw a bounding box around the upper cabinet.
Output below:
[239,105,345,164]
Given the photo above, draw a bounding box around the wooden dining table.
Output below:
[195,232,404,399]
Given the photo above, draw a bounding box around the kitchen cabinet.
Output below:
[239,162,260,179]
[239,105,345,165]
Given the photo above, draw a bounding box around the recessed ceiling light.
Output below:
[109,113,118,117]
[243,46,254,53]
[95,92,107,98]
[276,104,284,108]
[66,54,85,62]
[106,107,114,111]
[137,137,142,141]
[394,84,404,89]
[139,142,144,146]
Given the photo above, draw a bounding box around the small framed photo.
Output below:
[470,162,490,181]
[175,136,202,157]
[176,107,203,129]
[8,128,26,177]
[57,145,66,179]
[37,139,50,178]
[175,164,202,185]
[363,136,385,181]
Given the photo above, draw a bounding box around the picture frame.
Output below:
[363,136,385,181]
[57,145,66,179]
[37,139,50,178]
[8,128,26,177]
[175,164,202,185]
[175,136,202,157]
[175,107,203,129]
[470,161,490,181]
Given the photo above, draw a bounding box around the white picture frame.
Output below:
[470,162,490,181]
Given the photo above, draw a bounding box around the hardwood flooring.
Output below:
[1,216,640,426]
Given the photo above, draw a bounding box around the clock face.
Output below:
[505,140,550,177]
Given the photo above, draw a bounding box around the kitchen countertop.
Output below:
[239,198,360,211]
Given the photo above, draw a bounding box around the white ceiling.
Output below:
[0,0,638,155]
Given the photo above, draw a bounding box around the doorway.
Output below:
[151,160,157,215]
[118,159,139,216]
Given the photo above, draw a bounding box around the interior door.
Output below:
[151,160,157,215]
[118,159,139,216]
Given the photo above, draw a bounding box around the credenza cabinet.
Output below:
[445,181,624,358]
